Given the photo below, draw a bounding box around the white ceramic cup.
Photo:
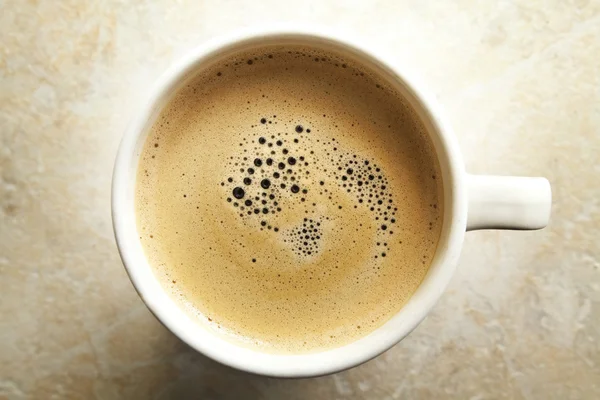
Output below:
[112,27,551,378]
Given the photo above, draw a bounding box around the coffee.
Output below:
[135,46,443,353]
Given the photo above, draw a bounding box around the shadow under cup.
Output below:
[112,30,467,378]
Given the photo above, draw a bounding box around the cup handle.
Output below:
[466,174,552,231]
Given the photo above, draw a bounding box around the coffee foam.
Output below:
[135,46,443,353]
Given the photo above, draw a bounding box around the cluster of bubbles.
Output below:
[328,154,397,255]
[223,113,398,261]
[222,116,311,235]
[284,217,323,256]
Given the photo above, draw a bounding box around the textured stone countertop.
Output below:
[1,1,599,399]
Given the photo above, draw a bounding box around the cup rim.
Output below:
[112,24,467,377]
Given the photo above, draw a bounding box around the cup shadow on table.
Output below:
[154,346,312,400]
[106,309,348,400]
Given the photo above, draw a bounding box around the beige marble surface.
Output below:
[1,1,599,399]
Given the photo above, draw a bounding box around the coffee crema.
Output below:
[135,46,443,353]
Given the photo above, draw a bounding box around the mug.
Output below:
[112,26,551,378]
